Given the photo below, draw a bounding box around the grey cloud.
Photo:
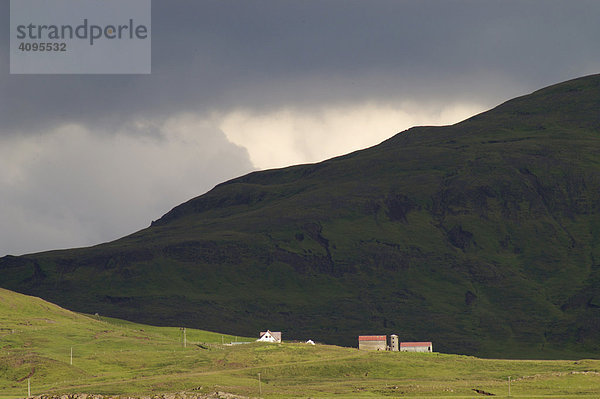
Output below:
[2,1,600,134]
[0,121,254,256]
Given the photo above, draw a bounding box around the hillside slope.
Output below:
[4,289,600,399]
[0,287,250,398]
[3,74,600,358]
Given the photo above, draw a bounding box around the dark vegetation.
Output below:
[3,74,600,358]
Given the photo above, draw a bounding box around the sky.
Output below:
[2,0,600,256]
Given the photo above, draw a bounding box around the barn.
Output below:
[358,335,387,351]
[400,341,433,352]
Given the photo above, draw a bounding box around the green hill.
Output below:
[0,288,253,398]
[3,288,600,399]
[3,74,600,358]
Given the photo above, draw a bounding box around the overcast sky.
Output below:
[2,0,600,256]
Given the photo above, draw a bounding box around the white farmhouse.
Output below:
[257,330,282,343]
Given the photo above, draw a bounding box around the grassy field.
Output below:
[2,288,600,398]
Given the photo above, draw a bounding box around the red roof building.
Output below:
[400,341,433,352]
[358,335,387,341]
[358,335,387,351]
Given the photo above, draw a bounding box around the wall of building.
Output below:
[359,340,387,351]
[390,335,399,351]
[400,344,432,352]
[358,336,387,351]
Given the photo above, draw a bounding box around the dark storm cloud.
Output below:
[2,0,600,134]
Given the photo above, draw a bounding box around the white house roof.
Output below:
[258,330,282,342]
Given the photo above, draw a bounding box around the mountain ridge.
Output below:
[3,74,600,358]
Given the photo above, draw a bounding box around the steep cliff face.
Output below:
[3,74,600,358]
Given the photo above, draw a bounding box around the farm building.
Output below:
[358,335,387,351]
[257,330,282,343]
[390,334,399,351]
[400,341,433,352]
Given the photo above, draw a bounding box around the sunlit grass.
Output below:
[2,288,600,398]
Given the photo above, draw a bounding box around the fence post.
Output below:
[258,372,262,397]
